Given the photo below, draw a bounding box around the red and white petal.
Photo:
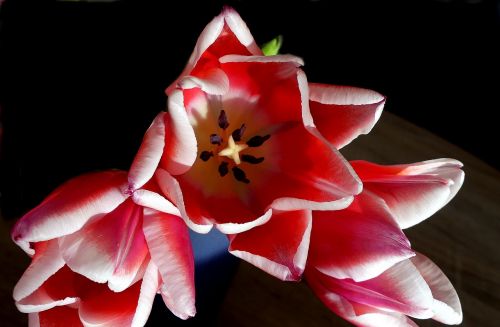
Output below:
[131,189,180,217]
[308,83,385,149]
[352,159,464,229]
[142,208,196,320]
[129,112,166,191]
[155,168,212,233]
[216,208,273,234]
[229,210,312,281]
[12,171,129,252]
[130,262,161,327]
[78,280,142,327]
[59,199,148,292]
[306,270,417,327]
[160,90,198,175]
[37,306,82,327]
[309,192,414,282]
[14,240,65,302]
[16,266,79,313]
[166,7,261,95]
[179,67,229,95]
[411,253,463,325]
[314,259,434,319]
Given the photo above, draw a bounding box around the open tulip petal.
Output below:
[351,159,464,229]
[161,90,198,175]
[16,266,79,313]
[142,209,196,319]
[411,253,463,324]
[59,199,148,291]
[179,68,229,95]
[131,189,180,217]
[130,262,160,327]
[216,208,273,234]
[166,6,260,95]
[14,240,65,302]
[155,168,213,233]
[310,192,414,282]
[229,210,312,281]
[309,84,385,149]
[306,271,418,327]
[129,112,166,191]
[11,171,129,251]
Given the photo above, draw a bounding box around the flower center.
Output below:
[198,110,270,184]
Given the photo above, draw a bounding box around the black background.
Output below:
[1,0,499,218]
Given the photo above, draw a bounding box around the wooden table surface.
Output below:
[2,112,499,326]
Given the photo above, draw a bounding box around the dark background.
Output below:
[0,0,499,218]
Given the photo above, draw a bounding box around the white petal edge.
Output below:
[216,208,272,234]
[131,261,160,327]
[155,168,213,234]
[131,189,181,217]
[178,68,229,95]
[13,240,66,301]
[128,112,166,190]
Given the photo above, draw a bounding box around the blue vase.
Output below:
[147,228,239,326]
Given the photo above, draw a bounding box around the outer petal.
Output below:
[309,192,415,282]
[309,83,385,149]
[130,262,161,327]
[59,199,149,292]
[160,90,198,175]
[142,208,196,320]
[128,112,166,191]
[16,266,79,313]
[411,253,463,324]
[166,7,261,95]
[306,269,417,327]
[12,171,129,252]
[352,159,465,229]
[229,210,312,281]
[14,240,65,302]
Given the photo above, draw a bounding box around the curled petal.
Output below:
[11,171,129,252]
[131,189,180,217]
[351,159,464,229]
[229,210,312,281]
[16,266,79,314]
[309,83,385,149]
[59,199,148,291]
[129,112,166,191]
[310,192,414,282]
[411,253,463,325]
[155,168,212,233]
[142,209,196,319]
[131,262,161,327]
[178,68,229,95]
[13,240,65,302]
[306,270,418,327]
[160,90,198,175]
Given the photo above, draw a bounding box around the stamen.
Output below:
[210,134,222,145]
[232,124,246,142]
[246,135,270,147]
[241,154,264,164]
[232,167,250,184]
[200,151,213,162]
[218,162,229,177]
[218,110,229,130]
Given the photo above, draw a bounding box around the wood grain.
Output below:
[1,112,499,326]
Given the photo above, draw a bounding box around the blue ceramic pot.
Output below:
[147,228,239,326]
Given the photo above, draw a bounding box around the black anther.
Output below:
[231,124,246,142]
[218,162,229,177]
[200,151,213,162]
[210,134,222,145]
[241,154,264,164]
[218,110,230,130]
[232,167,250,184]
[246,134,270,147]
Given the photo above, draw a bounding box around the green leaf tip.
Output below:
[261,35,283,56]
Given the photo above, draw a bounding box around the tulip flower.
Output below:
[129,7,362,235]
[12,170,196,325]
